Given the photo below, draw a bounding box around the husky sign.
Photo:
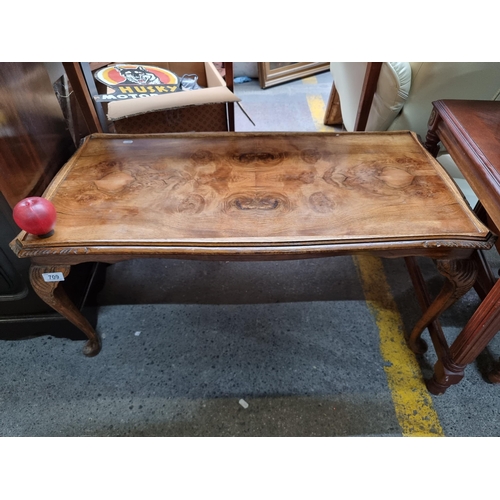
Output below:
[93,64,202,102]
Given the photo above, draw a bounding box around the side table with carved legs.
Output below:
[423,99,500,393]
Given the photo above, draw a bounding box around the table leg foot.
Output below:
[409,337,428,355]
[487,366,500,384]
[426,378,448,395]
[408,259,477,354]
[83,338,102,357]
[30,264,102,356]
[426,359,465,395]
[448,274,500,386]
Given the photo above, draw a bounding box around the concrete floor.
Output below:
[2,71,500,437]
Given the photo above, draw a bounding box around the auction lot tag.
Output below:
[42,272,65,282]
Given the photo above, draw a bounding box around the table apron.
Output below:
[26,245,486,266]
[438,122,500,229]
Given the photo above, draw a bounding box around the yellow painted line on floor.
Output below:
[302,76,318,85]
[353,256,444,436]
[306,92,444,437]
[306,95,332,132]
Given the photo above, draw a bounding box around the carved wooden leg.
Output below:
[427,278,500,393]
[408,259,477,354]
[471,249,496,301]
[30,264,101,357]
[488,367,500,383]
[445,277,500,384]
[424,109,441,157]
[426,358,466,395]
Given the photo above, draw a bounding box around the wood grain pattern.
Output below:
[8,130,496,361]
[11,132,493,261]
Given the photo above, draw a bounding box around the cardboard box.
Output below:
[99,62,240,133]
[110,103,229,134]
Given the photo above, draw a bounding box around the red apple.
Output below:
[13,197,57,237]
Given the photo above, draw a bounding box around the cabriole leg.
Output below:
[408,259,477,354]
[30,264,101,357]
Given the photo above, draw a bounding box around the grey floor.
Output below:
[2,71,500,437]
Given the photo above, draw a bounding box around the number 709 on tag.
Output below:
[42,272,65,282]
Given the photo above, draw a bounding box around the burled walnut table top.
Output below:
[11,131,494,261]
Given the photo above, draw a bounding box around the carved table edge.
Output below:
[9,233,497,262]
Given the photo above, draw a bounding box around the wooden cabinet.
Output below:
[0,62,101,340]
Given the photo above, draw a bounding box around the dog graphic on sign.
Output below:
[93,64,201,102]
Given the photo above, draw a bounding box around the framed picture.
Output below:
[258,62,330,89]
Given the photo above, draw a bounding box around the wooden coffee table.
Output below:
[425,100,500,392]
[10,132,494,380]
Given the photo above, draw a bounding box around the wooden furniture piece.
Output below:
[62,63,106,134]
[323,84,343,126]
[0,62,100,340]
[424,99,500,393]
[258,63,330,89]
[10,132,494,371]
[323,62,383,129]
[353,63,383,132]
